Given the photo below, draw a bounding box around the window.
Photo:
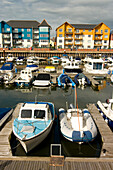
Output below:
[76,29,79,33]
[95,29,98,32]
[104,40,107,43]
[88,35,91,37]
[59,34,62,37]
[88,30,92,32]
[40,34,48,37]
[105,29,108,33]
[27,29,30,32]
[34,110,45,119]
[7,28,10,32]
[59,29,63,32]
[93,63,102,70]
[40,27,48,32]
[22,34,24,37]
[27,34,30,37]
[88,40,91,43]
[68,28,72,32]
[101,30,103,34]
[104,35,108,38]
[27,39,30,42]
[21,110,32,118]
[83,30,85,32]
[59,40,62,43]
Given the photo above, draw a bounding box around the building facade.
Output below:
[0,19,51,48]
[56,22,110,49]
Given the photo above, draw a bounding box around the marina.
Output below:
[0,54,113,169]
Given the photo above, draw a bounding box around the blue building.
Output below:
[0,19,51,48]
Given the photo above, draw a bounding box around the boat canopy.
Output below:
[0,62,13,70]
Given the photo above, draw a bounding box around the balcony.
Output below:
[65,36,73,39]
[94,37,102,40]
[74,37,83,40]
[75,32,83,35]
[3,40,11,44]
[95,32,103,35]
[65,31,73,34]
[33,30,39,33]
[94,43,102,46]
[13,40,22,45]
[75,43,83,46]
[33,36,39,39]
[3,35,10,39]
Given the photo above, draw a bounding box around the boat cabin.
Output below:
[18,103,52,121]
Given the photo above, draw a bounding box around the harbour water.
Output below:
[0,81,113,157]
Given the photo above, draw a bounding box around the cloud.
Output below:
[0,0,113,37]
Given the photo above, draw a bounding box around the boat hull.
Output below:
[19,121,54,153]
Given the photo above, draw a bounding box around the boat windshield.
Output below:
[93,63,102,70]
[34,110,45,119]
[21,109,32,118]
[36,74,50,80]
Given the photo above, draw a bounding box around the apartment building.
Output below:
[0,19,51,48]
[56,22,110,49]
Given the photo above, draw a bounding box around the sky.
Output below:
[0,0,113,37]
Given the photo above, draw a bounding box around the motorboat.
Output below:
[33,73,51,87]
[16,56,25,65]
[0,62,14,73]
[6,54,15,62]
[13,101,55,153]
[3,72,14,85]
[27,56,39,65]
[57,72,75,87]
[83,58,108,75]
[15,69,33,88]
[59,87,98,143]
[63,56,82,73]
[74,73,91,86]
[26,64,39,72]
[97,99,113,130]
[44,66,56,73]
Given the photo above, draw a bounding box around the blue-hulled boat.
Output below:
[97,99,113,131]
[59,88,98,143]
[13,101,55,153]
[57,73,75,87]
[0,108,13,127]
[74,73,91,86]
[0,62,13,73]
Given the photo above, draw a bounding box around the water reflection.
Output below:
[0,81,112,157]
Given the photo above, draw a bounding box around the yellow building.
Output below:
[56,22,110,49]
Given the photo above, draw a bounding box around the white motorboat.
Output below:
[13,101,55,153]
[33,73,51,87]
[84,58,108,75]
[15,69,33,87]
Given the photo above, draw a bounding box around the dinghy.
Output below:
[13,101,55,153]
[57,72,75,87]
[59,87,98,143]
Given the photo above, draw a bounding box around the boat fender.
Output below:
[105,119,108,124]
[106,99,109,104]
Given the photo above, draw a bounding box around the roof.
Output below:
[38,19,52,29]
[7,20,40,28]
[71,24,97,29]
[22,103,48,109]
